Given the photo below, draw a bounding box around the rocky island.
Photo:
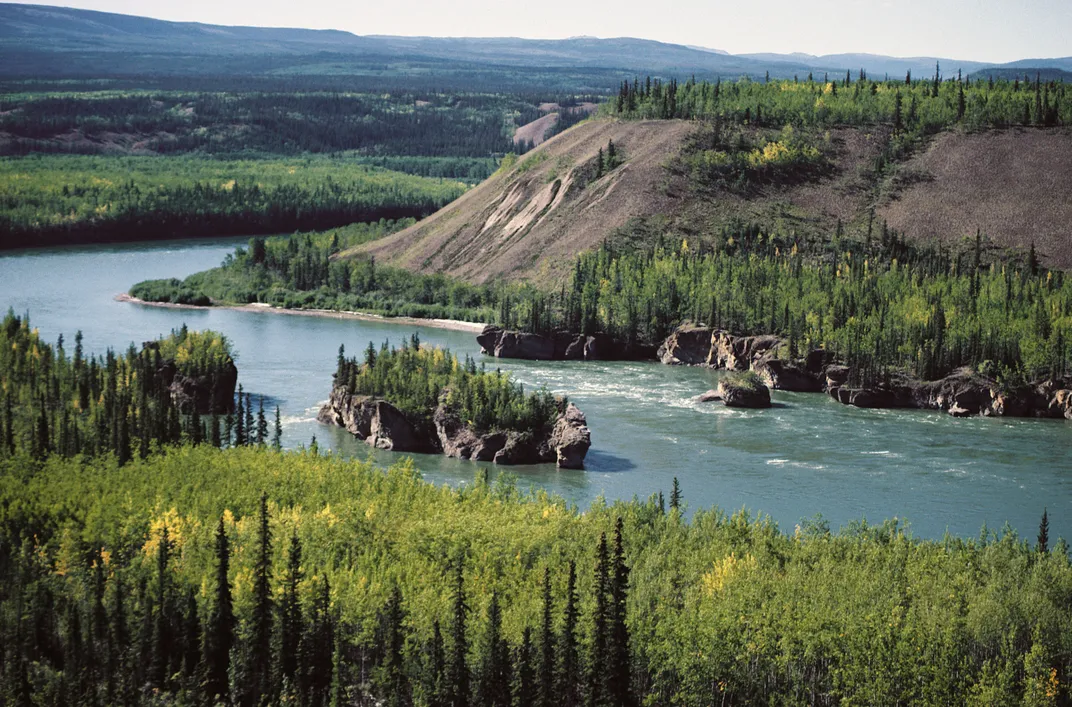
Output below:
[318,337,590,468]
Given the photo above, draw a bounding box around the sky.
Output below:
[20,0,1072,63]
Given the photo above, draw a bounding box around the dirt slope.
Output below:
[351,119,695,283]
[879,128,1072,268]
[345,120,1072,283]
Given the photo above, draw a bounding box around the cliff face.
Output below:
[318,386,591,468]
[477,325,655,362]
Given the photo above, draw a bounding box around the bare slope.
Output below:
[879,128,1072,268]
[352,119,695,283]
[346,120,1072,283]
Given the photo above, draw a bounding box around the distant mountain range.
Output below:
[1,3,1069,82]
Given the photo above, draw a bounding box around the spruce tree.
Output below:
[558,561,580,707]
[256,397,268,447]
[244,394,255,448]
[279,534,304,686]
[234,386,246,447]
[180,588,201,689]
[478,592,510,707]
[449,557,470,707]
[272,406,283,450]
[608,518,633,707]
[376,586,410,706]
[427,620,447,707]
[538,567,555,707]
[203,515,234,703]
[150,526,173,689]
[669,477,681,512]
[588,532,610,707]
[248,493,274,704]
[514,627,535,707]
[1038,508,1049,553]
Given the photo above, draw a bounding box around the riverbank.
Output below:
[116,293,487,333]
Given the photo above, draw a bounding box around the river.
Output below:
[1,238,1069,541]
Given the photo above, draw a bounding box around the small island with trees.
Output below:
[318,334,591,467]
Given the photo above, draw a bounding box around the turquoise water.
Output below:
[1,238,1069,540]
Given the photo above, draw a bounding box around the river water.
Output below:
[1,238,1069,540]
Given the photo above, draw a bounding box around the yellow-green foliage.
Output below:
[156,326,234,376]
[2,445,1070,702]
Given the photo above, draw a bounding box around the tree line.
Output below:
[130,224,501,322]
[0,155,465,249]
[499,224,1071,385]
[608,71,1068,132]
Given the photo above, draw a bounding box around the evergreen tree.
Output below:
[514,627,535,707]
[375,586,410,706]
[558,561,580,707]
[204,515,235,703]
[669,477,681,512]
[245,393,255,448]
[150,525,173,689]
[256,397,268,447]
[427,620,447,707]
[449,557,471,707]
[608,518,633,707]
[180,588,201,689]
[1037,508,1049,553]
[210,413,222,448]
[478,592,511,707]
[272,406,283,450]
[235,386,246,447]
[587,532,610,707]
[538,567,555,707]
[247,493,275,705]
[279,534,304,687]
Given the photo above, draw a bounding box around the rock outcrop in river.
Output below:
[144,341,238,415]
[660,322,1072,419]
[477,325,654,361]
[318,385,591,468]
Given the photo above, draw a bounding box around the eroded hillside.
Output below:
[344,118,1072,282]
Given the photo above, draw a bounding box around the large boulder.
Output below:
[166,360,239,415]
[657,324,714,365]
[477,325,504,355]
[433,404,508,461]
[716,374,772,408]
[709,332,782,370]
[1047,389,1072,419]
[494,331,556,360]
[548,402,591,469]
[753,357,823,392]
[317,391,430,452]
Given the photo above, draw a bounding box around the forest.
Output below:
[130,224,501,322]
[0,442,1068,706]
[0,156,466,249]
[0,91,541,157]
[606,71,1069,132]
[334,336,561,437]
[498,227,1072,385]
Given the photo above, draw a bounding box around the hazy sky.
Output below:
[25,0,1072,63]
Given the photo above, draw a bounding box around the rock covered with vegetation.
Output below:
[319,335,590,467]
[147,326,238,414]
[0,312,238,463]
[701,371,772,408]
